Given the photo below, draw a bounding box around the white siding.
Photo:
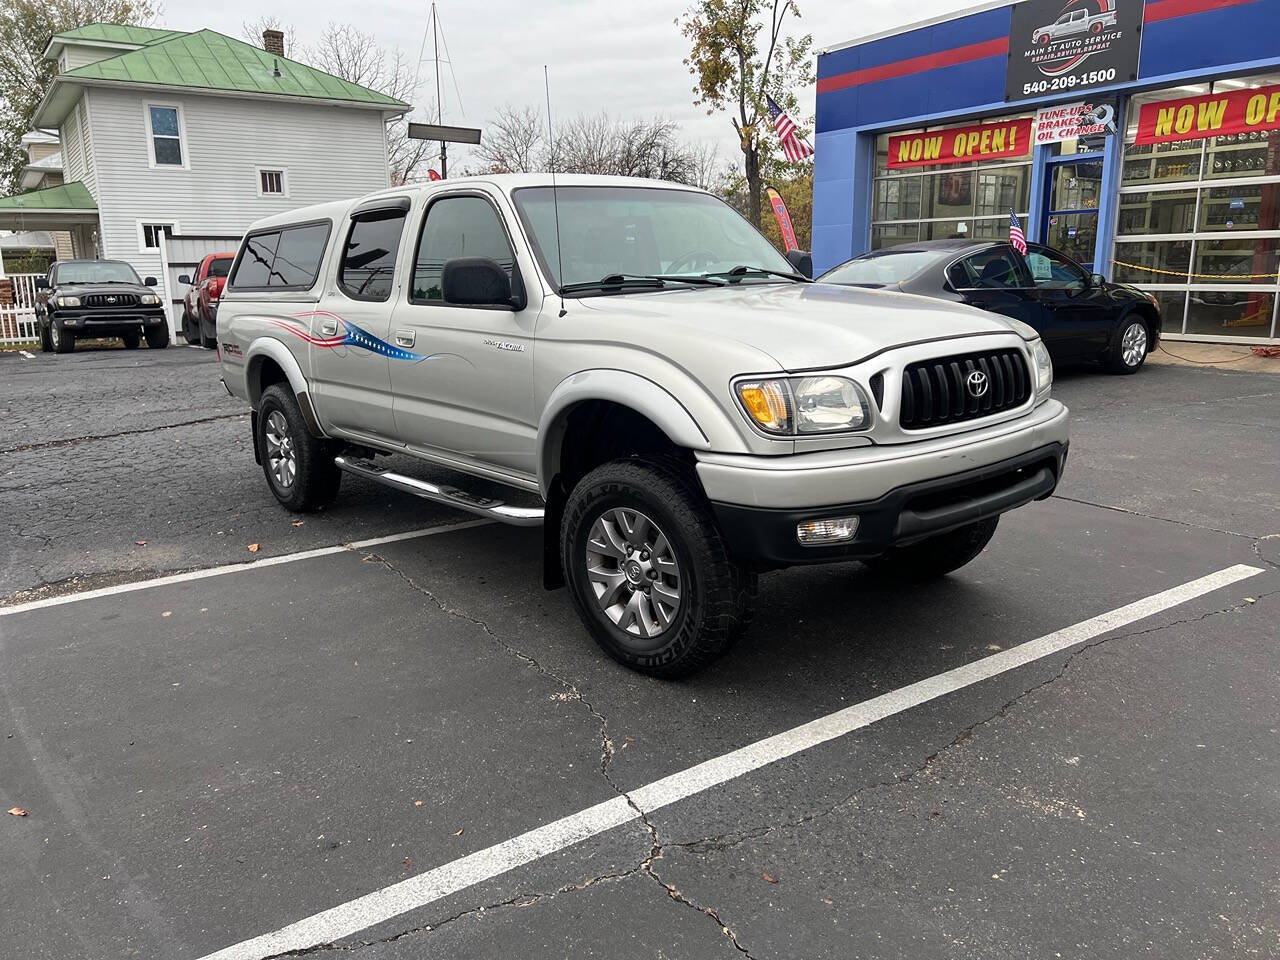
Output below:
[61,44,119,72]
[87,87,391,280]
[77,97,98,199]
[59,107,85,184]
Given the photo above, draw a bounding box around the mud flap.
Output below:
[542,478,566,590]
[250,409,261,465]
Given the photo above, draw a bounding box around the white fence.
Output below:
[0,273,42,346]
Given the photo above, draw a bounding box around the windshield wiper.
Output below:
[707,265,809,283]
[560,273,725,294]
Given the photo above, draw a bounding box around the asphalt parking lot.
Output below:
[2,343,1278,960]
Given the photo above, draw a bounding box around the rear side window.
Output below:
[230,221,331,290]
[208,258,232,279]
[412,196,516,302]
[948,247,1026,289]
[339,210,407,302]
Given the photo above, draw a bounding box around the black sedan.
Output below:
[818,240,1160,373]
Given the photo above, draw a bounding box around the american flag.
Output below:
[1009,209,1027,255]
[766,95,814,163]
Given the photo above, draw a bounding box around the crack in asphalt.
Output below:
[668,587,1279,858]
[0,412,247,454]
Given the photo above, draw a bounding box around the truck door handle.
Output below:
[320,319,338,336]
[395,330,415,347]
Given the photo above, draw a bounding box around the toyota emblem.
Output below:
[966,370,989,398]
[106,295,117,304]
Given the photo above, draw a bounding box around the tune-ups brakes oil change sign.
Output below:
[1006,0,1143,102]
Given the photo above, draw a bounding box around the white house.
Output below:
[0,23,409,285]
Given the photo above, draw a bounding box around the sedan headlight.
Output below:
[1030,338,1053,397]
[141,293,162,305]
[736,376,870,436]
[55,295,81,307]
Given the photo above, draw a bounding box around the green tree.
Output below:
[679,0,813,229]
[0,0,159,195]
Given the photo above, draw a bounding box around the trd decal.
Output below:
[268,313,435,362]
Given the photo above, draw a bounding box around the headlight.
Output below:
[141,294,162,305]
[736,376,870,436]
[55,295,81,307]
[1030,338,1053,396]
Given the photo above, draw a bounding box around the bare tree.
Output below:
[240,16,299,58]
[304,23,435,185]
[473,105,544,174]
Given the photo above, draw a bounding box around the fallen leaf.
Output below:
[161,611,172,618]
[7,807,27,817]
[1244,597,1256,604]
[414,800,423,807]
[247,543,261,553]
[292,520,304,527]
[762,872,778,884]
[135,540,147,546]
[454,828,464,836]
[821,898,834,905]
[402,857,413,869]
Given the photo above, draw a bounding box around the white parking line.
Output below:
[195,562,1266,960]
[0,519,491,617]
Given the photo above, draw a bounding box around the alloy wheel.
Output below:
[585,507,682,639]
[264,410,297,489]
[1121,321,1147,367]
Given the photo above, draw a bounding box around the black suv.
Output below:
[37,259,170,353]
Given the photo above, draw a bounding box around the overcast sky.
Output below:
[159,0,979,169]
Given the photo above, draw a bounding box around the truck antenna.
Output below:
[544,66,566,318]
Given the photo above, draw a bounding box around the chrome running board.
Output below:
[334,456,544,526]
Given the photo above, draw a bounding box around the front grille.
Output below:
[83,293,140,308]
[899,348,1030,430]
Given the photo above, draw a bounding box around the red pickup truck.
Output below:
[180,252,235,347]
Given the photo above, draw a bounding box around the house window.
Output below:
[147,105,184,166]
[258,168,287,196]
[140,222,176,250]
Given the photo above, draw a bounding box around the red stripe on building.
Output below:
[1143,0,1256,23]
[816,36,1010,94]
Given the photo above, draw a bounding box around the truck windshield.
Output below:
[512,186,796,292]
[54,261,142,285]
[819,250,939,286]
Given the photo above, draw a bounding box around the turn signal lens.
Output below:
[797,516,860,544]
[736,380,792,434]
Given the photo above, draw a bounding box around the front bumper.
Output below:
[56,308,167,335]
[697,399,1069,568]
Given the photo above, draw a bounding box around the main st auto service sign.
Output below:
[1006,0,1143,102]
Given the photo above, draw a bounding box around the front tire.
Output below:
[145,323,170,349]
[1108,317,1148,374]
[256,384,341,512]
[122,332,140,349]
[862,517,999,581]
[39,320,52,352]
[50,319,74,353]
[561,458,754,678]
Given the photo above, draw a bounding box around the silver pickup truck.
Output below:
[217,174,1068,677]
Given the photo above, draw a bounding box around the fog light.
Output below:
[796,516,859,545]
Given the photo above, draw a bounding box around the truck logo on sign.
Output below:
[1006,0,1141,102]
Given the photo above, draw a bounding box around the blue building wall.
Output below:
[813,0,1280,274]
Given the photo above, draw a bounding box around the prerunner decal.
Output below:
[268,312,435,363]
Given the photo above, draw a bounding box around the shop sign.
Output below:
[887,118,1032,169]
[1006,0,1143,103]
[1134,83,1280,145]
[1034,100,1117,144]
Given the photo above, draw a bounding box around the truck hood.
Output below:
[575,281,1029,372]
[54,282,152,297]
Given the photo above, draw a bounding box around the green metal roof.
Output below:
[0,181,96,211]
[63,29,408,108]
[50,23,186,46]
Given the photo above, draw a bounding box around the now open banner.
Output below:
[887,118,1032,169]
[1135,83,1280,145]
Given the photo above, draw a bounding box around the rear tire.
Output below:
[50,320,74,353]
[561,458,755,678]
[122,333,140,349]
[1108,317,1148,374]
[256,383,341,512]
[181,308,199,344]
[145,323,170,349]
[862,517,999,581]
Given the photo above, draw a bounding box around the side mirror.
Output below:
[1090,273,1106,287]
[144,276,158,287]
[441,257,521,309]
[178,274,191,285]
[785,248,813,279]
[35,277,49,289]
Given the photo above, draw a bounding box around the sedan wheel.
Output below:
[1108,319,1149,374]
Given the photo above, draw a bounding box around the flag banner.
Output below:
[887,118,1032,169]
[766,96,814,163]
[765,186,799,252]
[1009,209,1027,255]
[1135,84,1280,146]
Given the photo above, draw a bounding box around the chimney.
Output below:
[262,29,285,58]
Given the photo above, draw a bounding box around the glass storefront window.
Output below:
[1113,240,1193,284]
[1186,291,1275,338]
[1121,142,1204,185]
[1198,185,1280,231]
[870,223,920,249]
[1193,237,1280,284]
[1049,161,1103,210]
[975,167,1029,216]
[1150,290,1188,334]
[873,177,922,222]
[1118,189,1198,235]
[1206,130,1279,178]
[920,171,976,220]
[1044,213,1099,266]
[920,219,975,241]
